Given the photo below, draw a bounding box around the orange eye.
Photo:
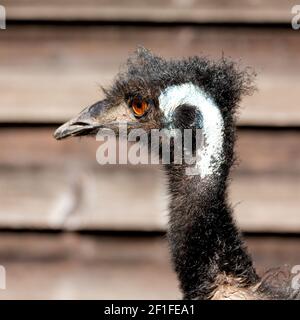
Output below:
[130,97,149,117]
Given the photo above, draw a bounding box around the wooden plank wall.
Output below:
[0,1,299,232]
[3,0,296,23]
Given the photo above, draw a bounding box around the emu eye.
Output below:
[130,97,149,118]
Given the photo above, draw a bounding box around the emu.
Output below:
[54,48,297,300]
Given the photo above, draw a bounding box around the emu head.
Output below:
[54,48,253,177]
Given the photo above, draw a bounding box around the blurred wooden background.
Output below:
[0,0,299,299]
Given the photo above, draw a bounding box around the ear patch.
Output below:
[172,104,203,129]
[158,83,224,178]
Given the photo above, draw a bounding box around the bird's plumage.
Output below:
[54,48,298,300]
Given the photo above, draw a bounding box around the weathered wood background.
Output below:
[0,1,299,233]
[0,0,299,300]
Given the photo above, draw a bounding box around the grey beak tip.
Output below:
[53,131,62,140]
[53,130,60,140]
[53,121,99,140]
[53,129,61,140]
[53,124,68,140]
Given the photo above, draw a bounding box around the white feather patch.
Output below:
[158,83,224,178]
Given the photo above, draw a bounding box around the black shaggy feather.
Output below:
[56,47,298,299]
[104,48,261,299]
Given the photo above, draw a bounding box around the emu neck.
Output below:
[165,165,259,299]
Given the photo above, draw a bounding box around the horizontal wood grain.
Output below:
[0,234,179,299]
[1,128,299,174]
[0,233,299,299]
[0,26,299,125]
[3,0,294,23]
[0,128,299,232]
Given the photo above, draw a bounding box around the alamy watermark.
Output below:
[0,265,6,290]
[0,5,6,30]
[292,5,300,30]
[95,124,205,176]
[291,265,300,291]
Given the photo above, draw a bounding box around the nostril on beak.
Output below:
[72,121,90,126]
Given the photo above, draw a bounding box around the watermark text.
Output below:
[95,124,204,176]
[0,265,6,290]
[0,5,6,30]
[292,5,300,30]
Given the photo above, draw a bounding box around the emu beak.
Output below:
[54,100,110,140]
[54,99,135,140]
